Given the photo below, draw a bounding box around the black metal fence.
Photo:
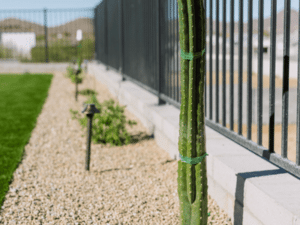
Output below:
[94,0,180,105]
[0,8,95,63]
[94,0,300,180]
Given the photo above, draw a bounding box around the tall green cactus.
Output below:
[177,0,209,224]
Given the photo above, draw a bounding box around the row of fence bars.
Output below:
[94,0,300,180]
[206,0,300,179]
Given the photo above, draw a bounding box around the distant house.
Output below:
[276,31,298,58]
[252,34,270,54]
[0,32,36,59]
[251,31,299,59]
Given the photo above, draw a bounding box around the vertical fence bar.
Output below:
[118,1,123,70]
[174,0,178,102]
[257,0,264,145]
[230,0,234,130]
[143,1,146,84]
[204,0,207,117]
[176,0,180,102]
[94,7,97,61]
[281,0,291,159]
[119,0,125,81]
[296,0,300,166]
[222,0,226,127]
[215,0,219,123]
[122,0,125,80]
[96,6,100,62]
[144,1,147,87]
[167,2,170,100]
[151,0,154,90]
[157,0,161,103]
[172,1,175,101]
[157,0,165,105]
[169,2,172,100]
[56,11,59,63]
[104,0,109,70]
[238,0,243,135]
[247,0,253,140]
[162,0,166,102]
[173,0,176,102]
[269,0,277,153]
[209,0,213,120]
[149,1,152,88]
[44,8,48,63]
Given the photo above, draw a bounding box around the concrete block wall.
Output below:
[88,60,300,225]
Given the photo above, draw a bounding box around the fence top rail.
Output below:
[0,8,94,13]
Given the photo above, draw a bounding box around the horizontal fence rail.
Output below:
[94,0,300,180]
[0,8,94,63]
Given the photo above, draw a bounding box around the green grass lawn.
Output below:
[0,74,53,209]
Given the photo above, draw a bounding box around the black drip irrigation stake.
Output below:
[82,103,100,171]
[75,68,81,101]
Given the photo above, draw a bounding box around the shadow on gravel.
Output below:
[129,132,154,144]
[98,167,133,174]
[94,132,154,147]
[161,159,176,165]
[92,132,177,175]
[94,160,177,175]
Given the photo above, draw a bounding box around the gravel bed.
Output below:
[0,71,233,224]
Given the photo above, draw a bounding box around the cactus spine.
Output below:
[177,0,208,224]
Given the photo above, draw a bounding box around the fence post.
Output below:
[44,8,49,63]
[94,7,97,61]
[119,0,125,81]
[157,0,165,105]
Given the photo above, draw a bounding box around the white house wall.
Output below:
[0,32,36,59]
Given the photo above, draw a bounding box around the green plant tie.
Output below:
[179,152,208,165]
[180,49,205,60]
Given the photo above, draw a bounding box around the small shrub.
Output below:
[78,89,98,96]
[70,94,137,146]
[70,74,83,84]
[0,45,14,59]
[66,65,74,77]
[65,65,83,84]
[36,34,45,42]
[19,57,32,63]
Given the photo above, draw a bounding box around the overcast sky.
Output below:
[0,0,299,27]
